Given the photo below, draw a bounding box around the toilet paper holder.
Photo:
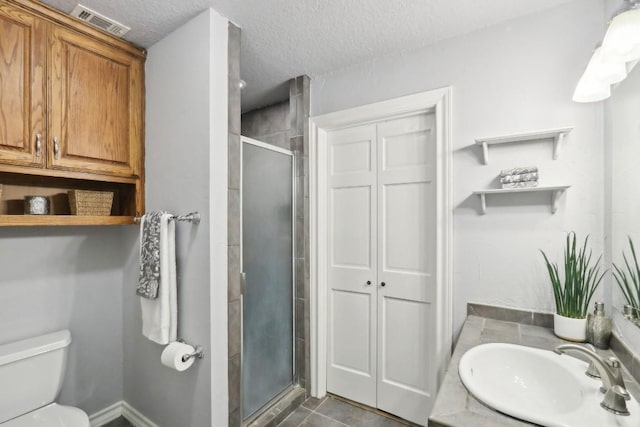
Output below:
[177,340,205,362]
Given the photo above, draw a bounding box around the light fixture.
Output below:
[573,0,640,103]
[572,73,611,103]
[572,47,624,102]
[587,47,626,84]
[601,2,640,63]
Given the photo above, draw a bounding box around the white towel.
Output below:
[140,213,177,344]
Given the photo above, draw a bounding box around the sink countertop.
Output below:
[428,315,640,427]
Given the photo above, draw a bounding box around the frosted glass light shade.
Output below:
[572,74,611,103]
[585,47,627,85]
[602,7,640,62]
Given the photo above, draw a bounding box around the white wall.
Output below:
[312,0,606,335]
[208,9,230,427]
[0,227,126,415]
[122,8,228,426]
[0,8,230,425]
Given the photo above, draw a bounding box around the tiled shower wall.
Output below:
[290,76,311,394]
[228,74,311,425]
[227,22,242,427]
[241,100,290,149]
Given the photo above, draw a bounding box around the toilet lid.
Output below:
[2,404,89,427]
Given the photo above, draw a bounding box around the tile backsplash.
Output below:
[611,332,640,384]
[467,303,553,328]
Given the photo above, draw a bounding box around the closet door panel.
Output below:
[381,297,431,392]
[382,125,430,170]
[331,186,371,268]
[331,137,371,175]
[383,181,433,277]
[376,113,437,425]
[326,124,377,407]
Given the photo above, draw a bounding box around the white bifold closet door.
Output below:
[326,113,436,425]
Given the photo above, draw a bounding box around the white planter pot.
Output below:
[553,313,587,342]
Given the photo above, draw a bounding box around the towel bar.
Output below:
[134,212,200,225]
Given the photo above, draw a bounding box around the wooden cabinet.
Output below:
[48,25,143,177]
[0,3,46,168]
[0,0,145,226]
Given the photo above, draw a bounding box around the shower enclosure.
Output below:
[241,136,295,423]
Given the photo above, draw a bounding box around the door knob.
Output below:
[381,282,386,287]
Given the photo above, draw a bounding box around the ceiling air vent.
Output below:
[70,5,130,37]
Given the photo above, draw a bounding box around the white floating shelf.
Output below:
[475,127,573,165]
[472,185,571,215]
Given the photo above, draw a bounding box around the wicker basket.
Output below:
[68,190,114,216]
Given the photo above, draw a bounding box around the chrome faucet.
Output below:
[584,344,603,380]
[554,344,631,416]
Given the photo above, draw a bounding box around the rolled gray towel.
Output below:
[499,166,538,177]
[502,181,539,189]
[500,172,539,184]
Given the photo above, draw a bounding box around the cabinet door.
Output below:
[0,4,46,167]
[48,25,143,177]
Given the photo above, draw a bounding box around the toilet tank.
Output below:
[0,330,71,423]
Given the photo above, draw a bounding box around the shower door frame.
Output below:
[240,136,297,426]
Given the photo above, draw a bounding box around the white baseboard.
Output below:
[90,401,158,427]
[89,401,123,426]
[122,402,159,427]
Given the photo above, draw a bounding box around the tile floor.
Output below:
[103,417,134,427]
[101,396,413,427]
[278,396,413,427]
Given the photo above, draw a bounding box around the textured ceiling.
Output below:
[40,0,576,111]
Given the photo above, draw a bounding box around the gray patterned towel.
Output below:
[500,172,539,184]
[137,212,165,299]
[502,181,539,189]
[499,166,538,177]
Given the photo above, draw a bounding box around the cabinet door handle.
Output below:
[53,136,60,160]
[381,282,386,287]
[35,134,42,157]
[366,280,371,285]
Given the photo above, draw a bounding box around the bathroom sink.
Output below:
[458,343,640,427]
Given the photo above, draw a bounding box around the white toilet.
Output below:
[0,330,90,426]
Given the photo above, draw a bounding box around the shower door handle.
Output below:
[240,272,247,295]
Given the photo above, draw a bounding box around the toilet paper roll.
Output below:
[161,341,196,371]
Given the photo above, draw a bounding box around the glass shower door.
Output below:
[241,137,294,421]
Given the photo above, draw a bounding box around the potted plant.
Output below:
[612,237,640,315]
[541,232,604,341]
